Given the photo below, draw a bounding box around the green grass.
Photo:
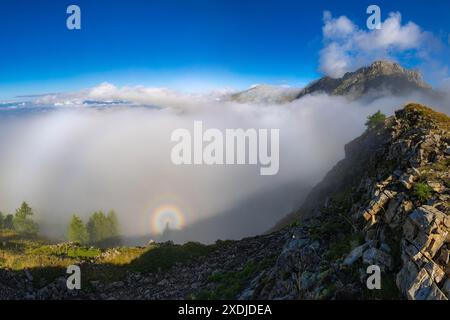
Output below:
[193,257,276,300]
[128,241,218,273]
[0,230,226,288]
[413,182,434,202]
[404,104,450,130]
[31,244,101,259]
[420,158,450,189]
[194,263,258,300]
[81,241,226,286]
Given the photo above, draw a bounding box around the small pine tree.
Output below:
[13,202,38,235]
[87,211,108,244]
[3,214,14,230]
[106,210,120,239]
[87,210,121,247]
[365,110,386,129]
[67,215,89,245]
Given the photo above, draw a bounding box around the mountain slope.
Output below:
[227,61,434,104]
[296,61,432,100]
[228,84,302,104]
[251,104,450,300]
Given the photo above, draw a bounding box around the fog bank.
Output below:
[0,87,448,243]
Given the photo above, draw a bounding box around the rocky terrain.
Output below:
[0,233,286,300]
[228,61,435,104]
[251,103,450,299]
[296,60,432,100]
[1,103,449,300]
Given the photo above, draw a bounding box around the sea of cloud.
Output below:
[0,83,448,244]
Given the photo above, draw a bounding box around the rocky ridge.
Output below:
[227,61,434,105]
[248,104,450,299]
[296,61,432,100]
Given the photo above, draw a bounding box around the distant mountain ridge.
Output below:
[228,84,302,104]
[297,60,432,100]
[228,61,434,104]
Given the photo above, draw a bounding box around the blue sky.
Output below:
[0,0,449,99]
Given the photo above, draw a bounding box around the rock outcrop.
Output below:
[227,61,434,105]
[296,60,433,100]
[250,104,450,300]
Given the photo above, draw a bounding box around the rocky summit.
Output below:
[227,61,434,104]
[296,60,433,100]
[1,103,449,300]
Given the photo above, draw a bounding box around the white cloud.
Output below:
[322,11,356,39]
[88,82,118,97]
[319,11,435,78]
[33,82,231,111]
[87,82,202,108]
[319,42,353,80]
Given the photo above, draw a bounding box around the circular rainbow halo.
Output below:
[150,204,186,235]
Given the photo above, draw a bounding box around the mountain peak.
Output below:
[298,60,431,100]
[351,60,407,79]
[367,59,402,70]
[227,61,434,105]
[351,60,426,85]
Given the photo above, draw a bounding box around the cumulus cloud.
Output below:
[322,11,356,39]
[319,11,441,78]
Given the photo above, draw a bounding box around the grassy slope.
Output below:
[0,230,226,287]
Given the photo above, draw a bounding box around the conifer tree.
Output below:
[67,214,89,245]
